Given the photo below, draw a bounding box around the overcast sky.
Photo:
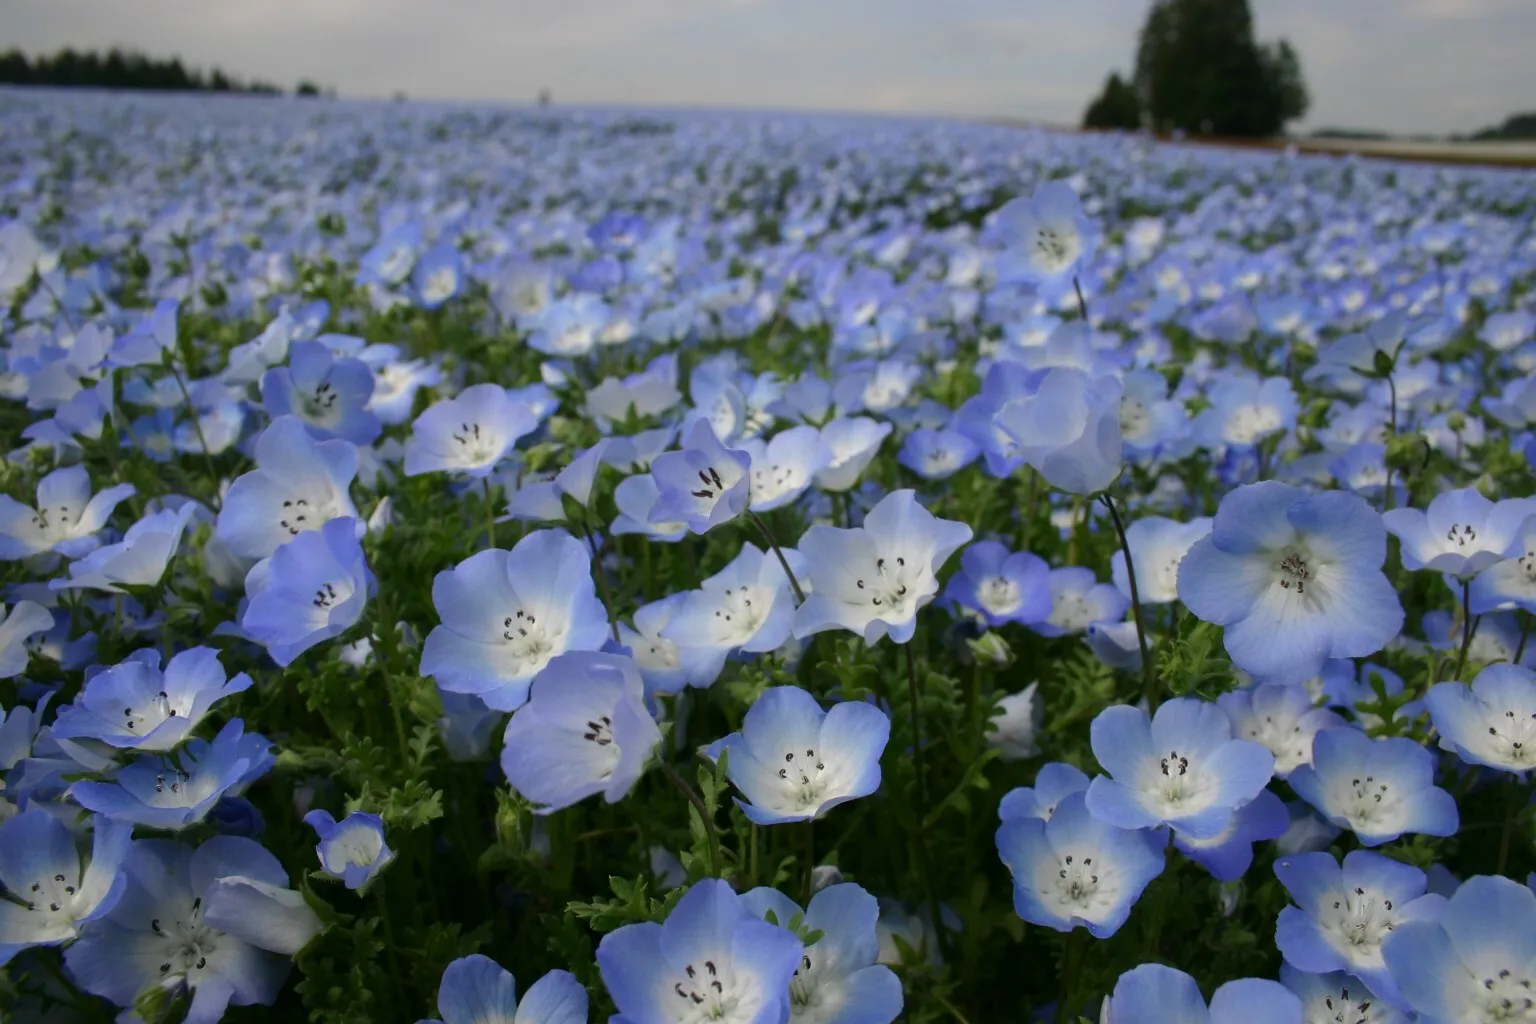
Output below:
[4,0,1531,135]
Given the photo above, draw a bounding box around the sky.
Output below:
[3,0,1533,136]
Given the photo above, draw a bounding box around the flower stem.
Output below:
[904,641,947,959]
[1452,578,1480,683]
[1383,373,1399,511]
[802,819,815,905]
[1101,493,1157,708]
[168,357,219,497]
[1072,274,1089,322]
[481,477,497,549]
[657,759,721,878]
[746,508,806,604]
[581,523,622,644]
[1518,611,1532,664]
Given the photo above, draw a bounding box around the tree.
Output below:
[1132,0,1307,137]
[1083,73,1142,130]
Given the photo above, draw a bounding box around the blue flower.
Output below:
[303,810,394,891]
[943,540,1052,628]
[1425,663,1536,773]
[0,464,135,562]
[500,652,661,813]
[0,809,131,965]
[1383,874,1536,1024]
[1174,789,1289,882]
[612,474,689,543]
[1189,373,1298,451]
[715,686,889,825]
[793,489,972,645]
[421,530,610,712]
[995,791,1165,938]
[617,594,723,695]
[359,222,421,286]
[1279,966,1411,1024]
[739,882,903,1024]
[1288,729,1458,846]
[1035,566,1128,637]
[995,367,1123,495]
[815,417,892,493]
[51,502,197,594]
[897,426,979,480]
[1467,511,1536,614]
[1274,849,1439,1009]
[216,415,359,561]
[0,599,52,678]
[1085,698,1275,839]
[405,384,540,479]
[994,181,1099,284]
[421,954,587,1024]
[1102,963,1302,1024]
[596,878,804,1024]
[998,761,1090,822]
[72,719,273,830]
[648,421,753,535]
[1178,482,1404,683]
[261,340,381,445]
[412,240,463,309]
[738,426,831,512]
[1382,486,1536,580]
[1216,683,1346,779]
[661,543,804,676]
[1110,516,1212,605]
[51,646,252,752]
[241,516,372,667]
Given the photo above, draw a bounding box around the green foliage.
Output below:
[1083,72,1143,131]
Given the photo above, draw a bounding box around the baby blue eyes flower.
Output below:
[999,761,1091,822]
[303,809,394,891]
[897,426,980,480]
[420,954,587,1024]
[1173,789,1289,883]
[815,417,892,493]
[1102,963,1302,1024]
[1288,729,1458,847]
[1279,966,1410,1024]
[1469,513,1536,615]
[0,599,52,677]
[1273,849,1438,1009]
[738,882,903,1024]
[715,686,890,826]
[500,652,661,814]
[1382,874,1536,1024]
[995,791,1165,939]
[648,421,753,535]
[943,540,1052,628]
[0,464,135,562]
[994,180,1099,284]
[662,543,804,671]
[596,878,804,1024]
[405,383,540,479]
[1037,566,1128,638]
[1178,482,1405,684]
[1216,683,1346,779]
[1382,487,1536,580]
[51,646,252,752]
[240,516,372,667]
[412,240,463,310]
[52,502,197,595]
[986,682,1043,761]
[612,473,689,543]
[994,367,1124,495]
[1424,663,1536,773]
[1190,374,1298,450]
[1085,698,1275,840]
[793,489,972,645]
[261,340,381,446]
[421,530,610,712]
[741,425,831,512]
[1110,516,1213,605]
[215,415,359,561]
[0,809,130,965]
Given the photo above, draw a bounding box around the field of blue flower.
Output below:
[1,87,1535,1024]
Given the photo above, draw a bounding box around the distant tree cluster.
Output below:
[0,47,325,97]
[1471,113,1536,141]
[1083,0,1308,138]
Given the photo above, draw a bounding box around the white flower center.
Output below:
[1149,747,1212,811]
[119,688,180,736]
[1446,522,1480,548]
[635,633,680,673]
[421,267,457,303]
[977,576,1022,617]
[850,554,916,618]
[1243,713,1311,776]
[150,898,220,984]
[1474,967,1536,1022]
[29,502,79,544]
[1032,226,1079,271]
[1227,402,1282,445]
[302,379,343,427]
[278,494,341,538]
[771,746,829,813]
[1303,980,1394,1024]
[1322,886,1398,968]
[1480,704,1536,767]
[1047,848,1117,914]
[20,867,81,921]
[498,608,562,674]
[446,419,500,467]
[668,955,748,1023]
[1050,591,1096,632]
[706,586,769,646]
[750,461,807,506]
[1333,773,1403,830]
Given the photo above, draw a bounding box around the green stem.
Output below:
[802,818,815,905]
[746,509,806,604]
[657,759,720,878]
[481,477,498,548]
[1102,492,1157,708]
[1498,775,1522,876]
[1072,274,1089,322]
[582,523,622,643]
[168,358,219,494]
[1451,578,1479,684]
[1517,611,1531,665]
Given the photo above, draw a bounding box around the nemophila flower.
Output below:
[998,762,1091,822]
[662,543,804,675]
[1190,374,1298,450]
[369,353,441,425]
[0,465,135,562]
[0,809,130,965]
[738,883,903,1024]
[714,686,889,825]
[421,954,587,1024]
[815,417,891,493]
[1308,311,1409,385]
[1383,874,1536,1024]
[1288,729,1458,846]
[596,878,803,1024]
[503,440,614,524]
[619,594,721,695]
[1480,309,1536,351]
[995,791,1165,938]
[585,354,682,430]
[1280,966,1409,1024]
[500,652,661,814]
[874,897,958,968]
[50,646,252,752]
[739,426,830,513]
[412,240,463,309]
[0,600,51,677]
[1174,789,1288,882]
[987,682,1044,761]
[52,502,196,594]
[1382,487,1536,579]
[649,421,752,535]
[1420,608,1534,670]
[65,835,321,1024]
[261,340,381,445]
[1274,849,1438,1007]
[1425,663,1536,773]
[1118,368,1189,458]
[1085,699,1275,840]
[216,415,359,561]
[1111,516,1212,604]
[1035,566,1128,637]
[105,297,179,368]
[359,222,421,286]
[1178,482,1404,683]
[794,489,972,645]
[1101,963,1302,1024]
[994,180,1098,284]
[1216,684,1346,779]
[944,541,1052,628]
[528,293,609,358]
[612,474,689,543]
[302,810,394,891]
[994,367,1123,494]
[240,516,371,667]
[72,718,273,830]
[421,530,609,712]
[1469,513,1536,614]
[897,427,979,480]
[436,691,503,762]
[405,383,539,479]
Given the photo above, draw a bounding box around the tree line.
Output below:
[0,47,325,97]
